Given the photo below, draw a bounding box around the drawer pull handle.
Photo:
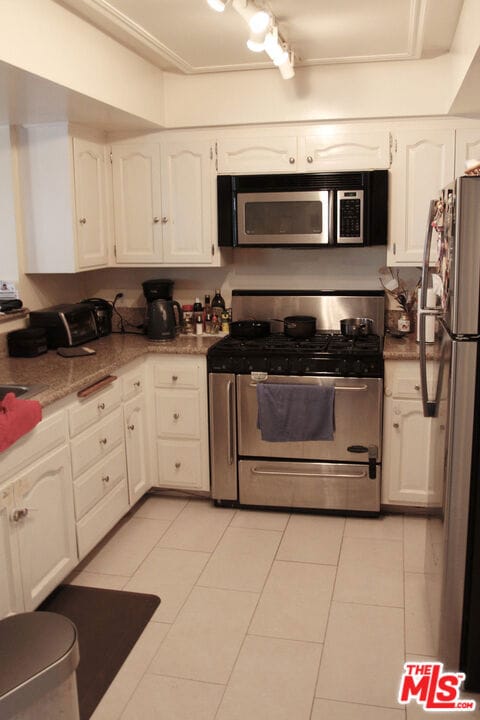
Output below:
[102,475,110,484]
[98,402,105,410]
[134,381,141,388]
[99,437,108,445]
[11,507,29,522]
[173,413,180,420]
[128,424,135,431]
[307,155,313,163]
[175,462,181,469]
[172,375,178,381]
[393,423,400,429]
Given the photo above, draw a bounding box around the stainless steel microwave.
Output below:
[217,170,388,248]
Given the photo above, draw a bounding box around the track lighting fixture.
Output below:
[207,0,295,79]
[207,0,228,11]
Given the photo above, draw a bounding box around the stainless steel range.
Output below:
[208,290,385,514]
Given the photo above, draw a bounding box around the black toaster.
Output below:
[7,328,48,357]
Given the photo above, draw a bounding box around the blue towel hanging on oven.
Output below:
[256,383,335,442]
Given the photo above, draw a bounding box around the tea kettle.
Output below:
[145,299,183,341]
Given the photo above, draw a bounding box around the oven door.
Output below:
[237,191,330,246]
[237,374,382,462]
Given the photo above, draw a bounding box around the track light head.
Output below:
[207,0,228,11]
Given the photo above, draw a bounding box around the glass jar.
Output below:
[182,304,194,334]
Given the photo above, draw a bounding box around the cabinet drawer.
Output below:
[1,408,67,480]
[73,444,127,521]
[70,407,124,478]
[69,380,122,437]
[156,440,206,489]
[385,361,439,399]
[155,390,200,438]
[153,362,199,389]
[122,365,145,401]
[76,480,129,560]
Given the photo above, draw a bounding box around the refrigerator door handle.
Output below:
[419,310,438,417]
[420,199,438,309]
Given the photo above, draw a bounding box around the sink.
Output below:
[0,384,46,401]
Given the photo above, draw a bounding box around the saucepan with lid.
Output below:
[340,317,374,337]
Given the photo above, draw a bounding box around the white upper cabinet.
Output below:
[455,128,480,178]
[161,138,216,264]
[111,136,218,266]
[217,135,298,173]
[111,142,163,264]
[388,129,455,266]
[19,123,110,273]
[216,129,390,174]
[299,131,390,171]
[72,138,109,268]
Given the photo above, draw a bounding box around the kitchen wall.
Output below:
[81,245,388,312]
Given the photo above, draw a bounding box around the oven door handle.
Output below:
[251,466,367,480]
[249,383,369,391]
[227,379,234,465]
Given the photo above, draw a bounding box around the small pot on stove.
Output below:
[340,317,374,337]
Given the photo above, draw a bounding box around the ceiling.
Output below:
[57,0,465,75]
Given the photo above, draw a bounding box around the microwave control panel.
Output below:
[336,190,364,244]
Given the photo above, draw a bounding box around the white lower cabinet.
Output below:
[69,384,130,560]
[12,446,78,610]
[382,360,444,507]
[151,355,210,491]
[124,393,150,504]
[0,486,23,617]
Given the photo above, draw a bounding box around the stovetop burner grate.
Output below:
[210,332,381,355]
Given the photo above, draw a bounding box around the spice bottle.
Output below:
[195,315,204,335]
[182,304,194,334]
[398,313,411,333]
[211,289,225,320]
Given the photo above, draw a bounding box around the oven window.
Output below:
[245,200,322,236]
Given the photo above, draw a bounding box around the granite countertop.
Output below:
[0,332,220,407]
[383,333,441,360]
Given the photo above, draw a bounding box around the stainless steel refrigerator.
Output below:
[420,175,480,690]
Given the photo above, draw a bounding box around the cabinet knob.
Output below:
[175,462,181,469]
[11,507,29,522]
[134,381,141,388]
[102,475,110,484]
[172,375,178,382]
[393,423,400,429]
[128,423,135,431]
[307,156,313,163]
[153,216,160,223]
[289,157,295,164]
[161,217,169,224]
[98,402,105,410]
[99,437,108,445]
[173,412,180,420]
[414,385,420,391]
[79,217,87,225]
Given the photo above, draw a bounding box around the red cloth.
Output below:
[0,392,43,452]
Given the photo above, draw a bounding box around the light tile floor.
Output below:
[67,495,480,720]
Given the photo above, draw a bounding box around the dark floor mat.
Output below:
[38,584,160,719]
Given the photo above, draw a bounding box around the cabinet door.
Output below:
[14,447,77,609]
[124,394,150,505]
[455,128,480,178]
[161,139,214,264]
[0,486,23,618]
[112,143,163,264]
[217,135,298,173]
[382,398,441,506]
[388,129,455,265]
[73,138,109,269]
[300,131,390,171]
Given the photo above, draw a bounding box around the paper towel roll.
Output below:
[417,289,436,343]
